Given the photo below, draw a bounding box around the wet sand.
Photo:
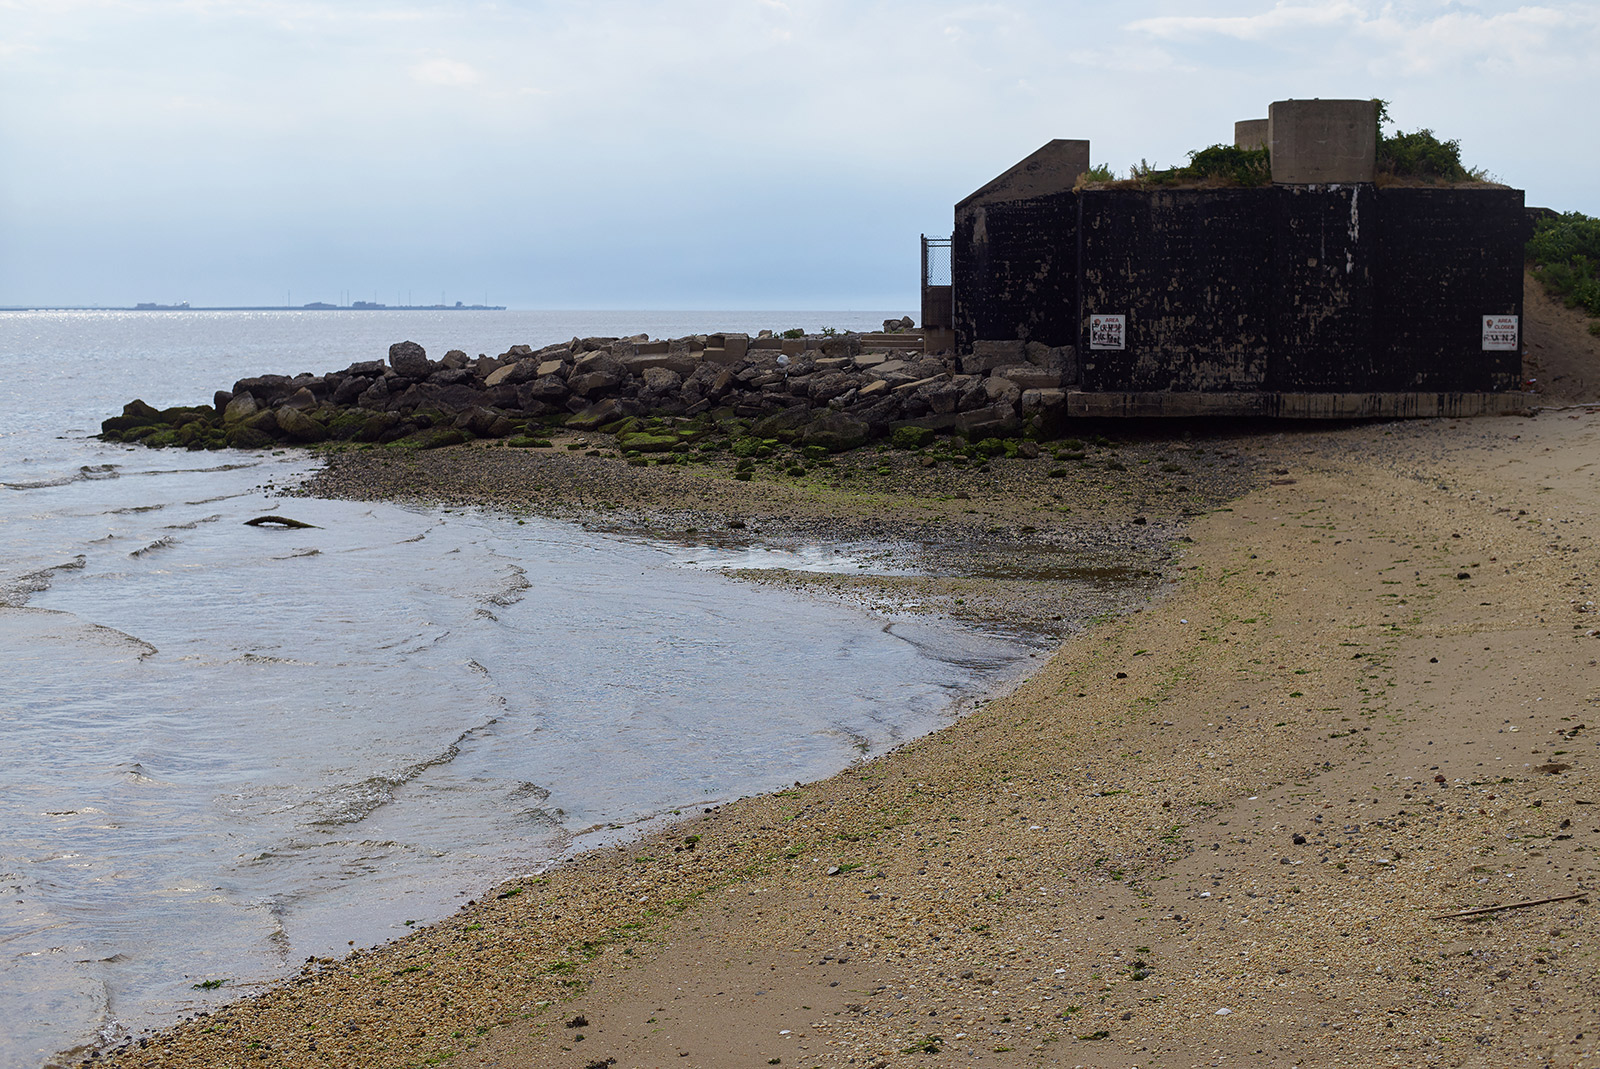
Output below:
[87,292,1600,1069]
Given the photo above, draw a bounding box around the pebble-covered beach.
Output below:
[82,291,1600,1069]
[75,402,1598,1069]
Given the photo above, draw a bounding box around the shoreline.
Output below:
[86,406,1600,1068]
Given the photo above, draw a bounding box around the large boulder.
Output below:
[388,340,431,379]
[332,375,374,405]
[357,377,393,409]
[523,374,571,401]
[279,386,317,411]
[800,411,871,452]
[641,366,682,393]
[984,375,1022,411]
[232,374,295,407]
[749,405,813,441]
[807,370,858,402]
[567,366,623,397]
[274,406,328,443]
[565,397,628,430]
[223,393,261,424]
[390,382,491,414]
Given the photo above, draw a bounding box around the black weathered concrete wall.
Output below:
[952,182,1526,396]
[1078,189,1274,392]
[1375,187,1526,391]
[952,191,1078,353]
[1265,185,1377,390]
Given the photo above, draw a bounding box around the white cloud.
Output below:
[1125,1,1599,77]
[409,57,480,87]
[1128,2,1367,41]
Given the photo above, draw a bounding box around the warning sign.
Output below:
[1089,314,1126,351]
[1482,315,1519,351]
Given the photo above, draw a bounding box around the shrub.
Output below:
[1526,211,1600,317]
[1373,100,1480,182]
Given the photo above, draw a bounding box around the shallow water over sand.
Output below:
[0,310,1052,1067]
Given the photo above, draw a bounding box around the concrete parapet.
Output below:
[1234,119,1268,150]
[705,332,749,360]
[1268,99,1377,184]
[957,139,1090,210]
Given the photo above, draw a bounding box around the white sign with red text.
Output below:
[1089,314,1126,351]
[1482,315,1519,351]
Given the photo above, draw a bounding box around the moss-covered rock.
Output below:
[891,425,936,450]
[226,424,275,449]
[615,431,679,453]
[274,407,329,443]
[800,411,871,452]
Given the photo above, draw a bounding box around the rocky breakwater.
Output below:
[99,333,1077,453]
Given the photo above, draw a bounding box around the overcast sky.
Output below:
[3,0,1595,309]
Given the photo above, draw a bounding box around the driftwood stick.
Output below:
[244,515,319,529]
[1432,890,1590,920]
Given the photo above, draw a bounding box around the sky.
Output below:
[2,0,1596,310]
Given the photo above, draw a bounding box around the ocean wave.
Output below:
[0,556,86,607]
[309,716,501,828]
[0,463,120,491]
[164,514,223,531]
[129,536,176,558]
[486,564,530,607]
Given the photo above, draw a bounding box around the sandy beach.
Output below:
[88,296,1600,1069]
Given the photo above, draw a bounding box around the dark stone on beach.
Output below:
[357,412,401,442]
[223,394,261,424]
[524,374,571,402]
[233,374,296,407]
[333,376,373,405]
[801,411,871,452]
[429,367,475,387]
[280,387,317,411]
[749,406,813,441]
[566,398,627,430]
[455,407,518,438]
[568,371,622,398]
[225,424,274,449]
[391,382,491,414]
[356,376,392,409]
[243,409,280,435]
[388,340,431,379]
[410,426,468,449]
[274,406,328,443]
[213,390,233,413]
[807,371,859,402]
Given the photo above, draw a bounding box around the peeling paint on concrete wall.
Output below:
[952,182,1525,397]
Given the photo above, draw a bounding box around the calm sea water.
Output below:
[0,310,1039,1068]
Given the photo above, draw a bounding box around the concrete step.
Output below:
[858,332,924,352]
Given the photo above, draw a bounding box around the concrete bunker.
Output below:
[925,99,1529,418]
